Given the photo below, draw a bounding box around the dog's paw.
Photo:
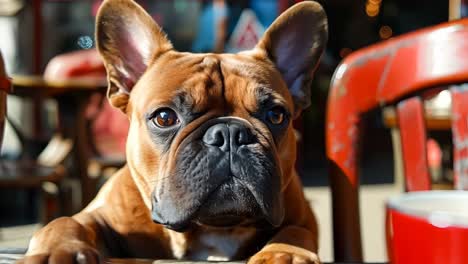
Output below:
[18,243,100,264]
[248,244,320,264]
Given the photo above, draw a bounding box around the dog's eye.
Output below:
[266,106,286,125]
[152,108,179,128]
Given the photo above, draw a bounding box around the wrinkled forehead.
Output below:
[129,51,293,116]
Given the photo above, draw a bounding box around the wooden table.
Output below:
[0,252,357,264]
[0,252,176,264]
[0,247,367,263]
[10,75,107,212]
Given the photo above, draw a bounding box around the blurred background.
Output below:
[0,0,465,262]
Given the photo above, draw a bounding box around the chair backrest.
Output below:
[326,19,468,262]
[0,51,11,151]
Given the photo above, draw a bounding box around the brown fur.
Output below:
[20,1,327,263]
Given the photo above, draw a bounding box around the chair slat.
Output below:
[397,97,431,191]
[451,85,468,190]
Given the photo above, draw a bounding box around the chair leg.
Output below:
[40,182,59,224]
[59,179,75,216]
[25,189,37,223]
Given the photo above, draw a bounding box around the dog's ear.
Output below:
[96,0,172,112]
[256,1,327,116]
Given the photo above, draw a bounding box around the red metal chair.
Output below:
[326,19,468,262]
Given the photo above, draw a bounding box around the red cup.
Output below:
[387,191,468,264]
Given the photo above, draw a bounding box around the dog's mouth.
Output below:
[193,177,263,227]
[152,177,279,232]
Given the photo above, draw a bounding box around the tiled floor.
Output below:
[0,185,402,263]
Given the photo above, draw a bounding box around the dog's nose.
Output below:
[203,123,253,151]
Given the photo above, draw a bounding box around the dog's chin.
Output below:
[154,178,275,232]
[193,181,265,228]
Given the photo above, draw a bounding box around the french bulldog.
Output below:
[21,0,327,263]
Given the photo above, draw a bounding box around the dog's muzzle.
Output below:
[151,118,284,231]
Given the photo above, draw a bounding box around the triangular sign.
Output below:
[227,9,265,53]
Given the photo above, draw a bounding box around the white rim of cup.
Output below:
[387,190,468,228]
